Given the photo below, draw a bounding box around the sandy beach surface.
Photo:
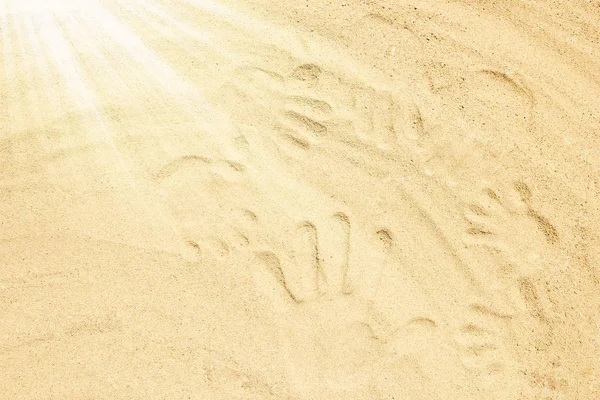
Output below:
[1,0,600,398]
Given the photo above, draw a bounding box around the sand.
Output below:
[1,0,599,398]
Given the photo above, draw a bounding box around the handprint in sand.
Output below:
[216,58,414,159]
[462,181,558,277]
[250,214,438,399]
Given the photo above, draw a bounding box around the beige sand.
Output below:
[1,0,599,398]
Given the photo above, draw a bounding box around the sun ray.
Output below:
[57,8,197,165]
[119,0,234,62]
[81,0,243,159]
[34,10,130,165]
[23,11,71,154]
[1,1,197,253]
[2,9,18,131]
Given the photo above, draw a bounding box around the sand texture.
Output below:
[1,0,600,399]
